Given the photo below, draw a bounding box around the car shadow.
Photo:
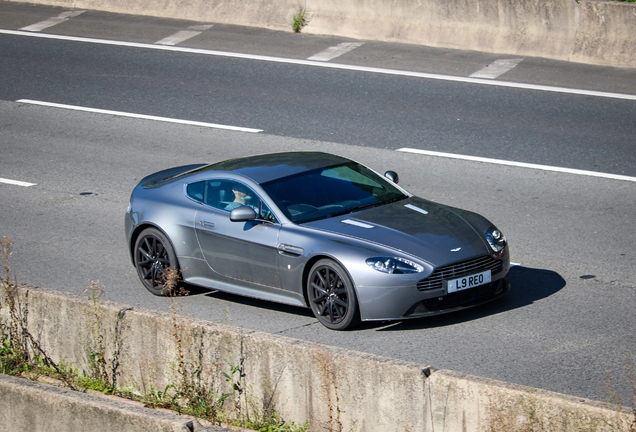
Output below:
[181,283,315,318]
[367,265,566,332]
[177,265,565,330]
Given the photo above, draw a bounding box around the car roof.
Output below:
[187,152,351,184]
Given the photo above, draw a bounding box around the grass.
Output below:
[292,8,307,34]
[0,236,77,390]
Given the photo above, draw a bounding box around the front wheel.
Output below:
[134,227,179,296]
[307,259,360,330]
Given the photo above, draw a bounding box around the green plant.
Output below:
[0,236,76,390]
[1,239,312,430]
[292,8,307,33]
[76,375,113,393]
[84,282,113,392]
[240,412,309,432]
[163,269,230,421]
[1,236,23,362]
[0,337,21,375]
[221,357,244,414]
[142,384,179,410]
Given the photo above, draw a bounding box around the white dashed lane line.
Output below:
[16,99,263,133]
[155,24,214,46]
[2,29,636,101]
[397,148,636,183]
[308,42,364,62]
[20,10,85,32]
[0,178,37,187]
[470,59,523,79]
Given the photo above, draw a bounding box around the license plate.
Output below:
[446,270,491,293]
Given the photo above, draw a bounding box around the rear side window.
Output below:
[186,181,205,203]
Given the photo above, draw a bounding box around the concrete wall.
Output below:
[305,0,636,67]
[1,285,634,431]
[8,0,636,67]
[0,374,227,432]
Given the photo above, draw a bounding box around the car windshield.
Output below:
[261,162,408,223]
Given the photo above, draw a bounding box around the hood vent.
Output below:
[341,219,374,229]
[405,204,429,215]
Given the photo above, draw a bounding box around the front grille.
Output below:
[417,255,503,291]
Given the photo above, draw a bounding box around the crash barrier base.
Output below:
[0,285,633,431]
[0,373,233,432]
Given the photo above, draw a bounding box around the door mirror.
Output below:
[230,206,257,222]
[384,170,399,184]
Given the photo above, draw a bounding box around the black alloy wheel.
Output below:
[307,259,360,330]
[134,228,178,296]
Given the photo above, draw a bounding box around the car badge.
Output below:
[450,247,461,252]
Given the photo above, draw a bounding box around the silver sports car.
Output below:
[125,152,510,330]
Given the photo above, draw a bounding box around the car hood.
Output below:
[303,197,489,267]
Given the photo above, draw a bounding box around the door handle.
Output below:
[200,221,215,228]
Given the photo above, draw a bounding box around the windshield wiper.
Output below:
[383,195,408,205]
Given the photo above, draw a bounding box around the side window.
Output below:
[204,180,279,224]
[217,180,257,212]
[186,181,205,203]
[259,201,277,223]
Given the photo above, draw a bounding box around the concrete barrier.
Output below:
[7,0,636,67]
[0,374,228,432]
[1,284,634,431]
[305,0,636,67]
[425,370,635,431]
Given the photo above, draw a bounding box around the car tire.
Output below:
[134,227,179,296]
[307,259,360,330]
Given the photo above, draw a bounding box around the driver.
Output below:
[224,183,276,223]
[225,184,253,211]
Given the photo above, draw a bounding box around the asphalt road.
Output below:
[1,3,636,176]
[1,2,635,407]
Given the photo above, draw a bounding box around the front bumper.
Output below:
[403,275,510,318]
[356,253,510,321]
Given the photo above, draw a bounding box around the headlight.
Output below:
[485,226,506,257]
[366,257,424,274]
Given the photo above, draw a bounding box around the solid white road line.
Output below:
[155,24,213,46]
[308,42,364,62]
[16,99,263,133]
[3,29,635,102]
[0,178,37,187]
[397,148,636,183]
[20,11,85,32]
[470,59,523,79]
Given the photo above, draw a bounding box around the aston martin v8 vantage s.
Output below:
[125,152,510,330]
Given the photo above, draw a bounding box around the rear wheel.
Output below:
[307,259,360,330]
[134,228,179,296]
